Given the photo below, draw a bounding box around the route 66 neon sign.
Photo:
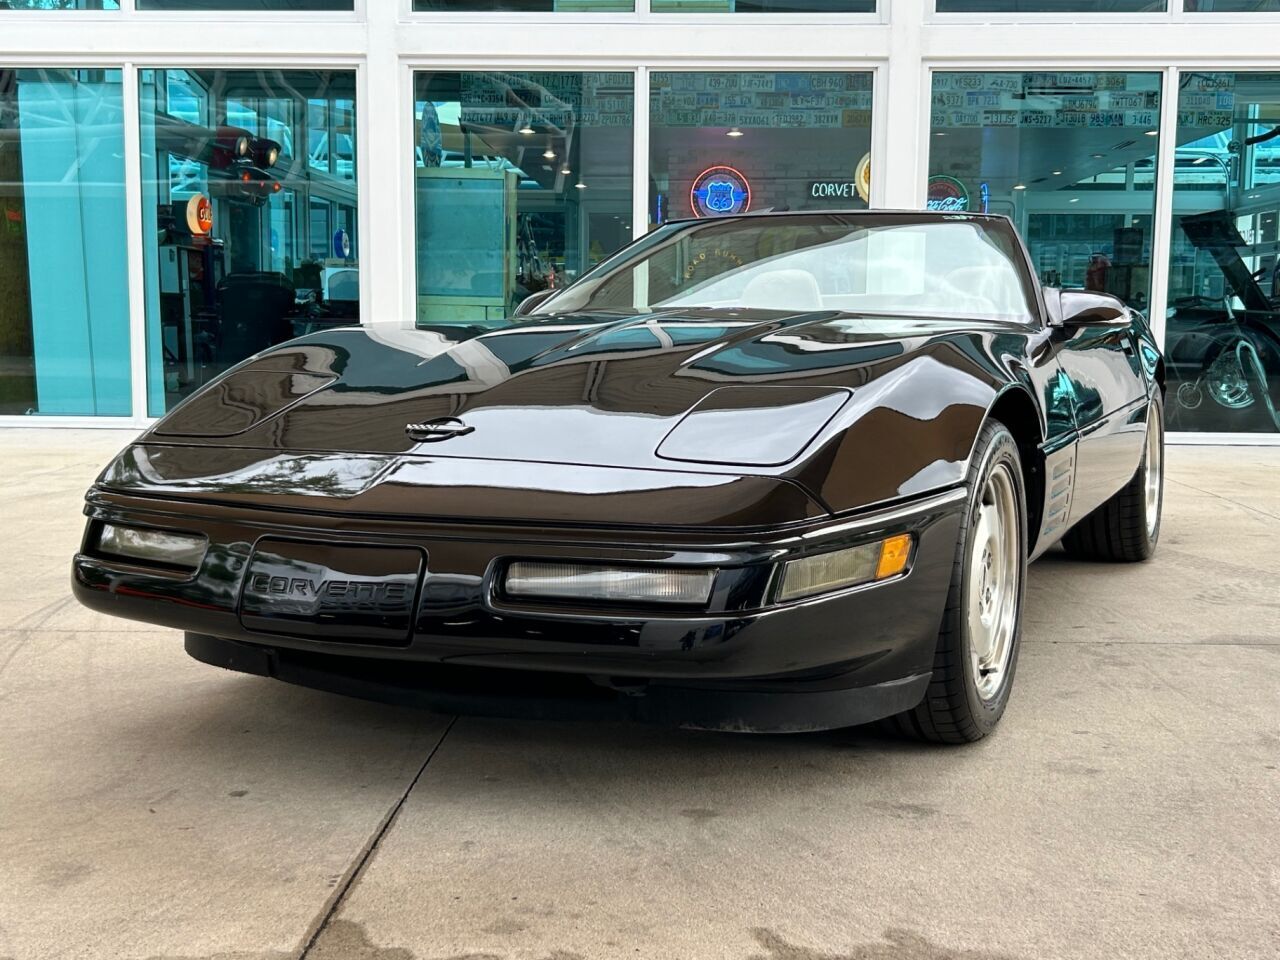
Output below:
[691,165,752,218]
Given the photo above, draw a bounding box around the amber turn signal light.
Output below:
[876,534,913,580]
[777,533,915,603]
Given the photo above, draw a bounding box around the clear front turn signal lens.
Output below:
[504,561,716,606]
[778,534,914,603]
[778,542,880,603]
[97,523,208,571]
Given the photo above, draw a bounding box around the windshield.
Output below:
[536,214,1037,324]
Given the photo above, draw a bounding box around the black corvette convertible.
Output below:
[74,211,1164,741]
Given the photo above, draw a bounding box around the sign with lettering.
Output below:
[926,175,970,212]
[808,180,860,200]
[691,165,751,218]
[185,194,213,236]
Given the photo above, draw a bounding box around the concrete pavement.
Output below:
[1,429,1276,960]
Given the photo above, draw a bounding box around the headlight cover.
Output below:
[96,523,208,571]
[504,561,716,606]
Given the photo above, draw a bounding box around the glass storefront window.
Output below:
[1,2,117,8]
[1185,1,1280,9]
[412,71,633,328]
[649,1,873,10]
[139,68,359,415]
[136,2,352,9]
[650,71,874,225]
[0,68,130,416]
[928,71,1161,315]
[936,2,1163,10]
[1164,72,1280,433]
[412,2,635,10]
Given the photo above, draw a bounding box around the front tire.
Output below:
[890,420,1027,744]
[1061,393,1164,563]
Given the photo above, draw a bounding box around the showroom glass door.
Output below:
[1162,72,1280,435]
[138,68,360,416]
[927,69,1162,506]
[412,71,634,330]
[0,67,130,417]
[649,71,875,228]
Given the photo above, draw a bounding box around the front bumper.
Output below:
[73,486,966,730]
[184,632,933,733]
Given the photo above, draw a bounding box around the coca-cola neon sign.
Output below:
[926,175,970,212]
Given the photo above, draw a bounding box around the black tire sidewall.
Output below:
[956,425,1028,734]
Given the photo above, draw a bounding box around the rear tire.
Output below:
[1061,394,1163,563]
[890,420,1027,744]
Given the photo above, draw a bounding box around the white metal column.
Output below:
[361,3,403,326]
[1147,65,1181,354]
[879,0,927,209]
[632,65,649,240]
[121,62,150,426]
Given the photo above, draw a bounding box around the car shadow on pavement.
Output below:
[104,668,950,797]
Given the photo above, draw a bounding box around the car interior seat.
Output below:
[940,265,1021,317]
[739,269,825,311]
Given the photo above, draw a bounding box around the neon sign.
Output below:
[926,175,970,212]
[185,194,213,236]
[691,165,751,218]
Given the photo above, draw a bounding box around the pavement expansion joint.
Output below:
[296,715,458,959]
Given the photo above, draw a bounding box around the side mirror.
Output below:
[512,288,558,317]
[1046,287,1130,329]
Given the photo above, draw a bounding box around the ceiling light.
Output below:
[1052,170,1063,176]
[1013,184,1027,191]
[1091,153,1106,159]
[1069,198,1080,203]
[560,165,572,175]
[934,131,947,137]
[726,127,744,138]
[1144,129,1159,136]
[574,181,587,190]
[518,123,535,135]
[1247,193,1260,199]
[543,148,556,159]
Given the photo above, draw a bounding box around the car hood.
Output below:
[134,308,1026,515]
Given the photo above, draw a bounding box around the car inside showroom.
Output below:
[1,3,1278,960]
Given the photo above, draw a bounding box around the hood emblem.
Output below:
[405,416,474,443]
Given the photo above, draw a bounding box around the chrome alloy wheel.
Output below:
[1145,406,1163,540]
[967,463,1020,702]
